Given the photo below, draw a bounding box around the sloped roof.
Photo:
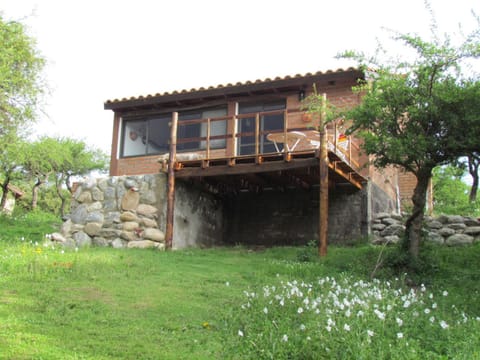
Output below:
[104,67,363,111]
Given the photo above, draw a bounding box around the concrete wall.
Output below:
[170,181,224,249]
[223,183,386,247]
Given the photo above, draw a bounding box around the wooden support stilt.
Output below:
[319,93,329,257]
[165,112,178,250]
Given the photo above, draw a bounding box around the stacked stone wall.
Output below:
[52,175,166,249]
[372,213,480,246]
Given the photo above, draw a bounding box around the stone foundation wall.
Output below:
[54,175,224,249]
[54,175,166,249]
[372,213,480,245]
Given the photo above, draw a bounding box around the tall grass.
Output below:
[1,213,479,359]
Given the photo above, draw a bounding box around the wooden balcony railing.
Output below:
[173,108,364,172]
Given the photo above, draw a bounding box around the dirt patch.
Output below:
[62,287,115,305]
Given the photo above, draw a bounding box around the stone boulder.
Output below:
[447,223,467,231]
[437,227,456,237]
[127,240,161,249]
[93,237,109,247]
[464,226,480,236]
[380,224,405,237]
[426,220,443,230]
[120,211,140,222]
[143,228,165,242]
[50,232,67,243]
[137,204,158,217]
[84,222,102,237]
[70,204,88,224]
[425,232,444,244]
[73,231,92,247]
[445,233,474,246]
[111,238,125,248]
[142,217,158,228]
[446,215,465,224]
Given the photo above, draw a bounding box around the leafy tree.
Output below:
[53,138,107,217]
[341,22,480,259]
[0,15,46,212]
[432,165,478,216]
[23,137,61,209]
[0,15,45,135]
[22,137,107,216]
[0,133,27,210]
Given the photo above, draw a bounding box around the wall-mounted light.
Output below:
[298,89,305,101]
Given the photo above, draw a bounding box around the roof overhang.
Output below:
[104,67,364,112]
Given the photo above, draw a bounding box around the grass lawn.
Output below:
[1,212,480,359]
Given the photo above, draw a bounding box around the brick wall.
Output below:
[397,170,433,212]
[115,155,162,176]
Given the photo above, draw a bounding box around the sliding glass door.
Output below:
[237,100,285,155]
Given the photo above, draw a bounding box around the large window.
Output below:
[120,106,227,158]
[121,115,170,157]
[237,100,286,155]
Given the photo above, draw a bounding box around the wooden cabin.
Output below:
[104,68,416,247]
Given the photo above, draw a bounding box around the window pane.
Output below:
[201,108,227,149]
[147,116,170,154]
[122,120,147,157]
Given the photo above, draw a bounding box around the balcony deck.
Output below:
[161,109,367,195]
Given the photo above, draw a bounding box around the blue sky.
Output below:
[1,0,479,153]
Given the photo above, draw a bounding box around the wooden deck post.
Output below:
[165,112,178,250]
[319,93,329,257]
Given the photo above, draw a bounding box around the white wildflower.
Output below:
[297,307,304,314]
[397,332,403,339]
[432,303,437,309]
[367,330,374,337]
[343,324,350,332]
[374,309,385,320]
[442,290,448,297]
[263,307,268,315]
[238,330,244,337]
[326,325,332,332]
[396,317,403,326]
[440,320,449,329]
[429,316,435,323]
[300,324,306,331]
[424,308,431,314]
[282,334,288,342]
[403,300,411,308]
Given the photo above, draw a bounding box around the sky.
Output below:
[1,0,479,154]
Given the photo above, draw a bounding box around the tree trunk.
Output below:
[468,155,479,203]
[404,167,433,259]
[56,180,67,218]
[0,176,10,211]
[31,179,43,209]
